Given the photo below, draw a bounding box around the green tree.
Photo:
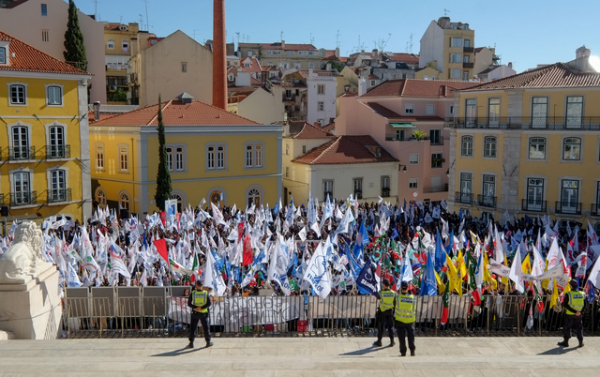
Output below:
[321,60,343,72]
[63,0,87,72]
[154,95,172,211]
[412,129,427,141]
[109,88,127,102]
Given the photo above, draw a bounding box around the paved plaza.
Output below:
[0,336,599,377]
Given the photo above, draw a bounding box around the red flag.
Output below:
[176,213,181,230]
[242,234,253,266]
[160,212,166,226]
[153,238,169,263]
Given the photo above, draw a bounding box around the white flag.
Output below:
[204,249,226,296]
[303,243,331,299]
[267,236,291,295]
[588,254,600,289]
[509,244,524,293]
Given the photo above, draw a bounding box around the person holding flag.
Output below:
[557,280,585,348]
[187,277,213,349]
[373,279,396,348]
[394,281,417,356]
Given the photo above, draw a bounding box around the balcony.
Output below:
[46,145,70,160]
[430,138,444,146]
[455,191,472,204]
[447,116,600,131]
[462,62,474,69]
[592,204,600,217]
[521,199,547,213]
[463,47,474,53]
[424,184,449,194]
[47,188,71,204]
[477,195,497,208]
[555,201,582,215]
[10,191,37,207]
[9,147,35,161]
[381,187,391,198]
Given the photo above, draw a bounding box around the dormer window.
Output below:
[120,25,127,31]
[0,47,6,65]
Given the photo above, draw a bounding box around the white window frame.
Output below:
[528,137,546,160]
[405,104,414,114]
[118,144,129,173]
[95,142,105,170]
[409,153,419,164]
[323,180,334,200]
[317,84,325,95]
[426,104,435,115]
[45,84,63,106]
[483,136,497,158]
[119,190,130,211]
[7,82,28,106]
[107,39,115,49]
[451,68,462,79]
[562,137,582,161]
[408,178,418,189]
[0,46,6,65]
[461,135,473,157]
[122,39,129,51]
[245,142,264,169]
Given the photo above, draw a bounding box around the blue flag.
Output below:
[420,251,437,296]
[356,260,378,295]
[435,229,445,272]
[344,243,363,280]
[391,228,399,240]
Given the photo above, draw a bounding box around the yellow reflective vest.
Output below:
[566,290,584,315]
[192,289,208,313]
[394,293,416,323]
[379,289,396,312]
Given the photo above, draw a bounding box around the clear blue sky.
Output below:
[76,0,600,73]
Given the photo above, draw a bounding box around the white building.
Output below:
[306,70,336,126]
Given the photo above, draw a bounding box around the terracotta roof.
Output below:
[460,63,600,91]
[368,74,379,80]
[240,57,262,73]
[293,135,398,165]
[288,121,334,139]
[92,99,261,127]
[250,77,263,86]
[260,42,317,51]
[365,103,444,122]
[384,53,419,64]
[0,31,90,75]
[361,79,479,98]
[1,0,28,9]
[321,122,336,133]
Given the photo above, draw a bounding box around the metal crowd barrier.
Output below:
[61,289,599,338]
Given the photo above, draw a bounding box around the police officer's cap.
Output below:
[569,280,578,289]
[382,278,390,287]
[401,281,409,290]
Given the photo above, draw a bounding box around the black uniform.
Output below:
[561,294,584,344]
[375,289,396,345]
[188,288,212,345]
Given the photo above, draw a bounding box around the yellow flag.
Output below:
[521,254,531,274]
[541,260,550,290]
[563,278,571,294]
[483,252,493,285]
[549,278,559,309]
[434,270,446,294]
[446,254,462,297]
[457,250,467,280]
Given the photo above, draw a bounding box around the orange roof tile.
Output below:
[260,42,317,51]
[293,135,398,165]
[460,63,600,91]
[365,103,444,122]
[384,53,420,64]
[0,30,89,75]
[288,121,335,139]
[361,79,478,98]
[92,99,261,127]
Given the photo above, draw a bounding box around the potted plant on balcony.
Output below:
[411,129,427,141]
[432,155,446,167]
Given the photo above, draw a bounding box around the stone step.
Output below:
[0,330,15,340]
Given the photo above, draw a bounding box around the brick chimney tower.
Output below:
[212,0,227,110]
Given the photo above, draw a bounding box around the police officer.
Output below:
[394,281,416,356]
[557,280,585,348]
[373,279,396,347]
[187,278,213,348]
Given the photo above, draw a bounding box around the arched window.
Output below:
[119,192,130,210]
[95,187,106,208]
[210,190,223,207]
[172,193,183,213]
[247,188,262,208]
[461,136,473,156]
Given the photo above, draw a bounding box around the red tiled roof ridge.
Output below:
[310,136,341,164]
[147,100,173,126]
[292,122,334,139]
[90,101,161,125]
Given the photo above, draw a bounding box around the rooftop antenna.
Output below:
[444,8,450,16]
[143,0,150,32]
[408,33,413,53]
[93,0,99,20]
[236,32,240,49]
[280,31,284,41]
[310,33,314,45]
[139,14,144,30]
[335,30,341,49]
[119,15,123,24]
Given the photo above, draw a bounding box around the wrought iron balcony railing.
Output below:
[455,191,472,204]
[10,191,37,207]
[555,201,582,215]
[9,147,35,161]
[46,145,70,159]
[47,188,71,204]
[446,116,600,131]
[521,199,547,213]
[477,195,497,208]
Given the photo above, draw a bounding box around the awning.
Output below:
[389,123,414,128]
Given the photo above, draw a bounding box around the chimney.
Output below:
[508,62,513,69]
[314,121,321,128]
[281,39,285,50]
[358,77,367,97]
[212,0,227,110]
[335,47,340,57]
[93,101,101,121]
[576,45,591,59]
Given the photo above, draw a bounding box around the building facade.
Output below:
[104,22,141,104]
[0,31,92,222]
[447,55,600,232]
[90,95,282,214]
[239,41,321,71]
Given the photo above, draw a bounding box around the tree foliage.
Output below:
[63,0,88,72]
[154,95,172,211]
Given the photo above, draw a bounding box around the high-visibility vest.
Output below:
[379,289,396,312]
[192,289,208,313]
[566,290,584,315]
[394,293,416,323]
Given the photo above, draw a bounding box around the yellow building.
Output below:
[0,30,92,222]
[90,93,282,215]
[419,17,475,80]
[104,22,140,104]
[447,52,600,231]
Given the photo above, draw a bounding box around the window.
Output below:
[207,144,225,170]
[488,98,500,125]
[285,143,289,156]
[47,85,62,105]
[175,147,184,171]
[96,188,106,208]
[465,98,477,126]
[451,37,463,47]
[408,178,418,189]
[531,97,548,127]
[484,136,497,158]
[49,169,66,202]
[107,39,115,49]
[246,145,253,167]
[247,188,261,208]
[482,175,495,207]
[464,39,471,48]
[95,144,104,170]
[563,137,581,160]
[395,130,405,141]
[431,153,443,168]
[255,144,263,167]
[302,145,307,154]
[560,180,579,213]
[405,104,414,114]
[0,47,5,64]
[13,171,31,205]
[566,96,583,128]
[430,129,441,145]
[119,146,128,172]
[529,137,546,159]
[463,55,470,63]
[426,104,435,115]
[12,126,29,160]
[409,153,419,164]
[308,63,315,69]
[10,84,26,104]
[381,176,390,197]
[42,30,49,42]
[526,178,544,211]
[283,62,289,69]
[285,166,289,178]
[41,4,47,16]
[171,193,183,213]
[295,63,301,69]
[247,50,253,57]
[370,80,376,87]
[353,178,363,198]
[450,105,455,114]
[595,182,600,213]
[216,146,225,169]
[207,146,215,169]
[461,135,473,156]
[286,51,295,56]
[181,62,187,73]
[451,69,461,79]
[119,192,130,211]
[451,53,462,63]
[122,40,129,51]
[317,84,325,94]
[317,102,324,111]
[463,71,469,81]
[459,172,472,203]
[166,147,173,171]
[48,125,65,158]
[323,180,333,200]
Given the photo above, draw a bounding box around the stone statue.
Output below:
[0,221,50,284]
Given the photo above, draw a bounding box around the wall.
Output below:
[237,88,284,125]
[306,75,336,125]
[419,21,444,71]
[0,0,106,103]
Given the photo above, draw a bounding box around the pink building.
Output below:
[335,79,477,204]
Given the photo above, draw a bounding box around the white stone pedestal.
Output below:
[0,266,62,339]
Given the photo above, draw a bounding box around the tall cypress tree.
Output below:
[154,96,172,211]
[63,0,87,72]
